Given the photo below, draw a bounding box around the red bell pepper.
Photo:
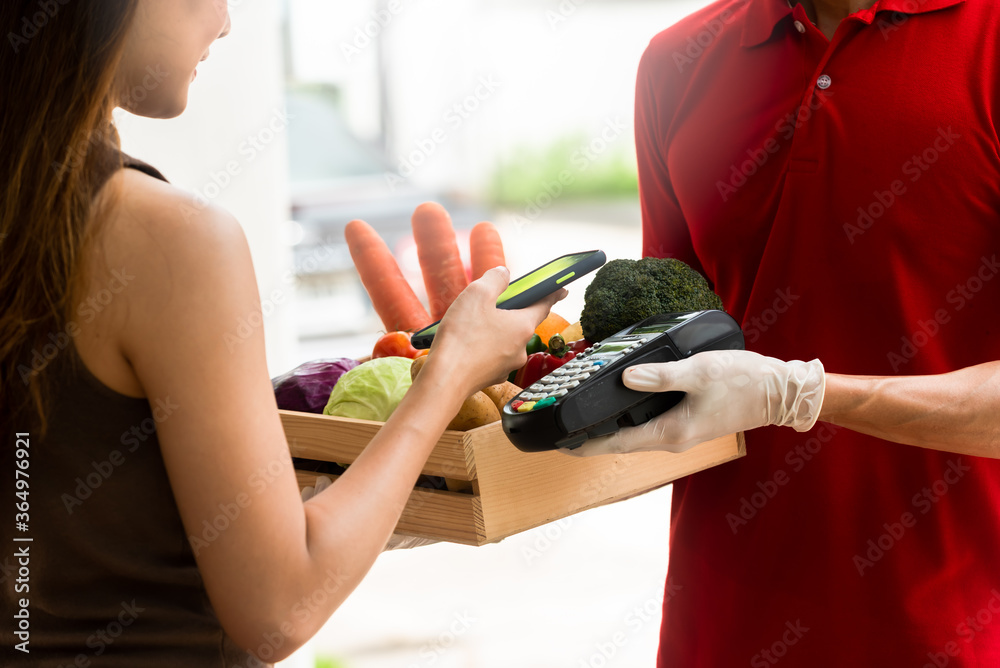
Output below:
[514,337,579,388]
[514,351,574,388]
[547,333,590,357]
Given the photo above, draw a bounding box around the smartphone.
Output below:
[410,249,607,349]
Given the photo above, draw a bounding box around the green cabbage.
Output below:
[322,356,413,422]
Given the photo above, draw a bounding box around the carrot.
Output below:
[470,221,506,281]
[411,202,469,320]
[344,219,433,333]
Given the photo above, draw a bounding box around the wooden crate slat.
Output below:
[286,412,745,547]
[282,410,476,480]
[470,429,745,544]
[295,471,484,545]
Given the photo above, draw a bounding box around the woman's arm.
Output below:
[293,272,556,645]
[820,363,1000,457]
[110,171,561,660]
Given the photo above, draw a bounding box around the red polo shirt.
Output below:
[636,0,1000,665]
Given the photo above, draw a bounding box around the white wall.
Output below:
[288,0,708,194]
[116,0,297,378]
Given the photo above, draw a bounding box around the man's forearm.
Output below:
[819,361,1000,457]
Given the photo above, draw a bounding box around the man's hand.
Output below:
[561,350,826,456]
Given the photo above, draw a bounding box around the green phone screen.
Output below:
[415,252,594,339]
[495,252,593,303]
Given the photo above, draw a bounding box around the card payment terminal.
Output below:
[501,310,744,452]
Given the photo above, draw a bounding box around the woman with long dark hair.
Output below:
[0,2,564,665]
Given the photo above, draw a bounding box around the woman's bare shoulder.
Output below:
[92,166,259,370]
[100,167,246,264]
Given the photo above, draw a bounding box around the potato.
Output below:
[411,355,500,431]
[481,381,522,412]
[448,391,500,431]
[410,354,429,381]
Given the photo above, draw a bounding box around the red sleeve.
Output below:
[634,45,706,277]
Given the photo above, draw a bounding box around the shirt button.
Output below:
[794,20,806,33]
[817,74,832,89]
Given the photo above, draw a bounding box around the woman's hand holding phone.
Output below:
[424,266,568,398]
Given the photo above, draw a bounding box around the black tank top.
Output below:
[0,156,269,668]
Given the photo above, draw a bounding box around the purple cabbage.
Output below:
[273,358,359,413]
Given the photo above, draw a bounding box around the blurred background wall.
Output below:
[116,0,297,374]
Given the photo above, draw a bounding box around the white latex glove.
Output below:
[382,534,440,551]
[300,475,440,551]
[302,475,333,503]
[299,474,334,502]
[561,350,826,456]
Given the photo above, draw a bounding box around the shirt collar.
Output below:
[740,0,967,48]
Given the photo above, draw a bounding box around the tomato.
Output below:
[372,331,420,359]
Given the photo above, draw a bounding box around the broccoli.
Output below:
[580,257,724,343]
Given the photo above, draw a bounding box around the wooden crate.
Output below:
[283,410,745,546]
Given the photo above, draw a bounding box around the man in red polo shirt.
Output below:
[567,0,1000,665]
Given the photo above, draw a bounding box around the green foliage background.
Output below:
[490,134,638,206]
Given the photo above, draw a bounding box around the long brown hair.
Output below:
[1,1,140,438]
